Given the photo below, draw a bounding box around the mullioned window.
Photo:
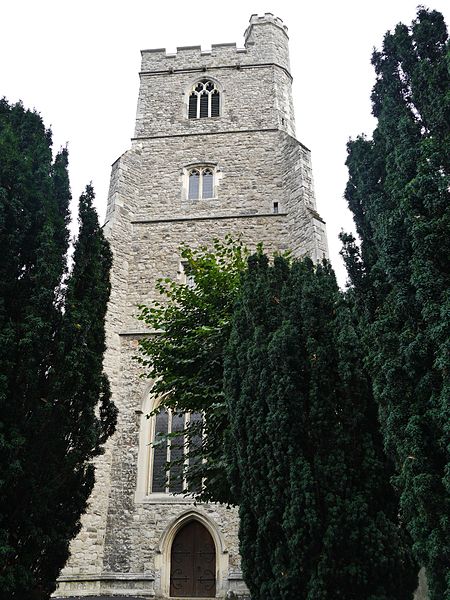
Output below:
[188,80,220,119]
[150,408,202,494]
[188,167,215,199]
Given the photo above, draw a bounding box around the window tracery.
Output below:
[188,80,220,119]
[188,167,215,200]
[150,408,202,495]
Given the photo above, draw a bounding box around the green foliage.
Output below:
[137,236,248,504]
[224,254,417,600]
[0,100,116,599]
[341,8,449,598]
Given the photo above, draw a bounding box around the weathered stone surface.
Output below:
[54,597,145,600]
[55,13,327,599]
[414,569,429,600]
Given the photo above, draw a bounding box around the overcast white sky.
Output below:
[2,0,448,285]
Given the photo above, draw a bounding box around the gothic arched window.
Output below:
[188,167,215,200]
[150,408,202,494]
[188,80,220,119]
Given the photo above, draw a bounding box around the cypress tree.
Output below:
[225,254,416,600]
[0,100,116,599]
[342,9,449,597]
[224,254,290,598]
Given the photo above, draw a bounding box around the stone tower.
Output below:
[55,13,328,599]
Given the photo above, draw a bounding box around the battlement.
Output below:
[140,13,290,74]
[141,42,248,63]
[244,13,289,42]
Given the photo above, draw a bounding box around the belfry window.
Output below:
[150,408,202,494]
[188,167,215,200]
[188,80,220,119]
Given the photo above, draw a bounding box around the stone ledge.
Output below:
[130,128,311,152]
[132,212,288,225]
[136,494,197,505]
[119,330,154,337]
[54,597,146,600]
[307,207,326,224]
[58,574,155,582]
[118,328,161,337]
[139,61,292,81]
[54,573,156,599]
[131,127,279,141]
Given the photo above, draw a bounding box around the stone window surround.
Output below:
[184,76,223,120]
[188,166,215,200]
[135,387,201,504]
[181,162,222,202]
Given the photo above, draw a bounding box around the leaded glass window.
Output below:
[187,167,216,200]
[188,169,200,200]
[151,409,169,493]
[150,408,203,494]
[169,412,185,493]
[188,79,220,119]
[202,169,214,199]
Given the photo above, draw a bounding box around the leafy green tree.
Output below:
[341,8,449,599]
[224,254,417,600]
[137,236,248,504]
[0,100,117,599]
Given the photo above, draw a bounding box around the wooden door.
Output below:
[170,520,216,597]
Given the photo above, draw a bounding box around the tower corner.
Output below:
[244,13,290,73]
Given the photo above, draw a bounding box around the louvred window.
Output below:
[188,79,220,119]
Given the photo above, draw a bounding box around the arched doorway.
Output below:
[170,520,216,597]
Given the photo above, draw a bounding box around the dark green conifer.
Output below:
[225,254,416,600]
[0,100,116,599]
[342,9,449,597]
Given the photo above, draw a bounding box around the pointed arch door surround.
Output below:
[170,520,216,597]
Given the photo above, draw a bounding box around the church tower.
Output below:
[56,14,328,599]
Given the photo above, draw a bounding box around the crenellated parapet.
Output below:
[244,13,290,73]
[140,13,290,76]
[245,12,288,37]
[140,43,247,73]
[135,13,295,139]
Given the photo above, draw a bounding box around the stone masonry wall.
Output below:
[136,13,293,139]
[134,66,294,138]
[100,338,242,575]
[281,134,328,262]
[131,131,287,219]
[56,13,328,599]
